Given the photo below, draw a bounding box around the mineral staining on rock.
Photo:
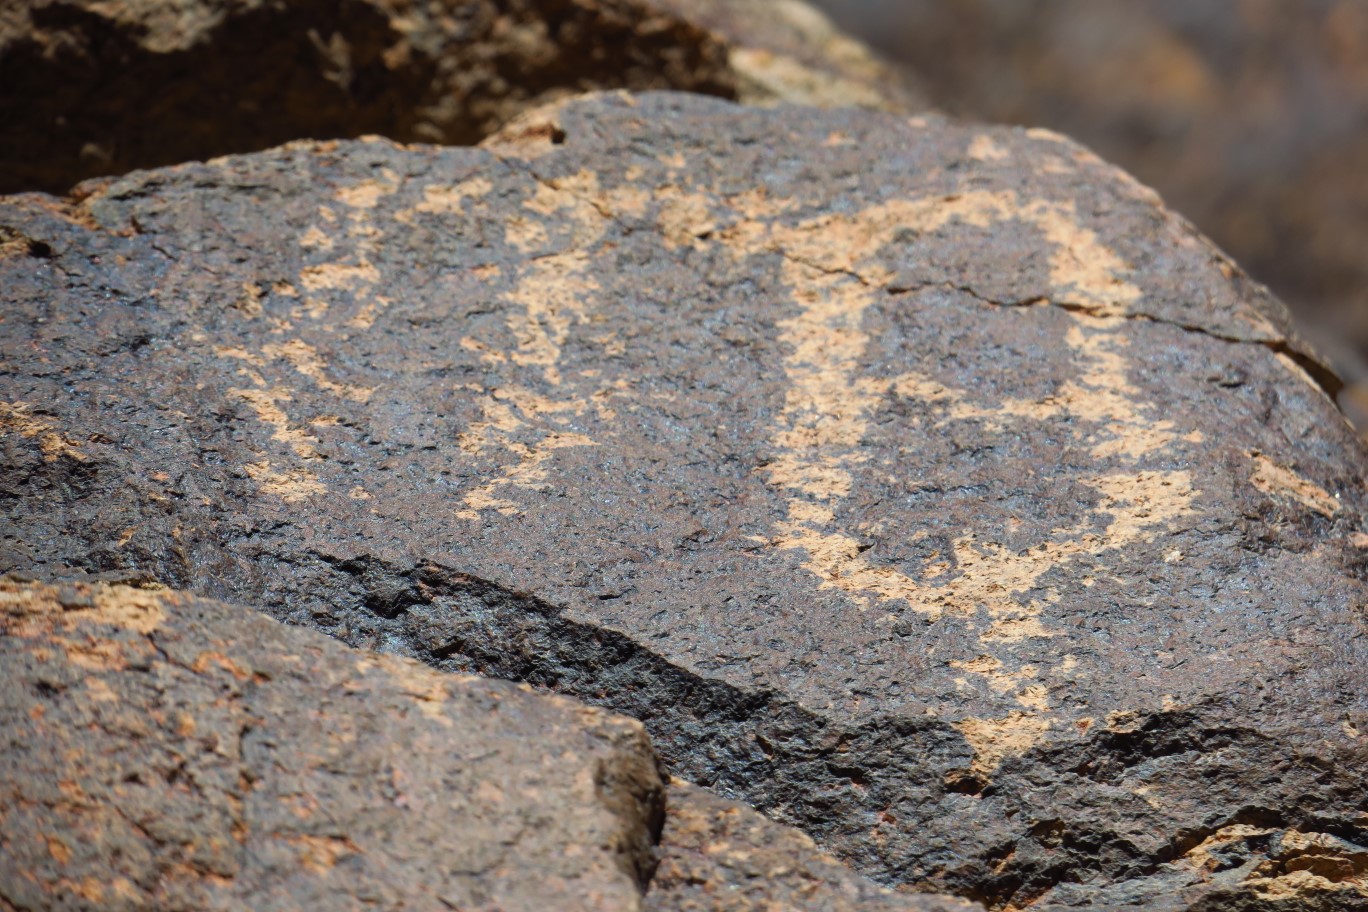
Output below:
[2,92,1367,909]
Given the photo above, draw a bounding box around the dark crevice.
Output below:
[928,280,1345,405]
[1050,299,1345,401]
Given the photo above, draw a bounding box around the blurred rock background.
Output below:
[813,0,1368,428]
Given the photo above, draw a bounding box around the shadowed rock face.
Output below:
[0,0,921,195]
[2,92,1367,909]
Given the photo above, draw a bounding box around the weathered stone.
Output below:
[2,91,1366,909]
[651,782,979,912]
[0,0,921,195]
[0,576,665,911]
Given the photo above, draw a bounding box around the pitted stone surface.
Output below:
[2,92,1367,909]
[651,781,980,912]
[0,577,664,912]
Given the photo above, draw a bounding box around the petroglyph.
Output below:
[260,340,375,403]
[243,460,326,502]
[334,168,400,210]
[6,95,1365,910]
[294,173,396,325]
[451,176,611,520]
[228,387,320,459]
[299,261,381,293]
[766,267,883,501]
[967,134,1009,162]
[1249,452,1341,517]
[505,253,597,385]
[532,170,1203,774]
[698,187,1197,773]
[216,152,1206,771]
[408,176,493,215]
[219,173,405,500]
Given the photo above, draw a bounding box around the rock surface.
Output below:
[2,91,1367,909]
[650,782,978,912]
[1,576,971,911]
[0,0,920,195]
[0,576,664,911]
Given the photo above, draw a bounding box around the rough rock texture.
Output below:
[3,91,1368,910]
[0,576,665,911]
[816,0,1368,411]
[0,575,973,912]
[0,0,921,195]
[650,782,979,912]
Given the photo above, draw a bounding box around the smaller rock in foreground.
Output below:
[0,577,664,912]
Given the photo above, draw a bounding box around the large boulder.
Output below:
[0,0,921,195]
[2,91,1366,909]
